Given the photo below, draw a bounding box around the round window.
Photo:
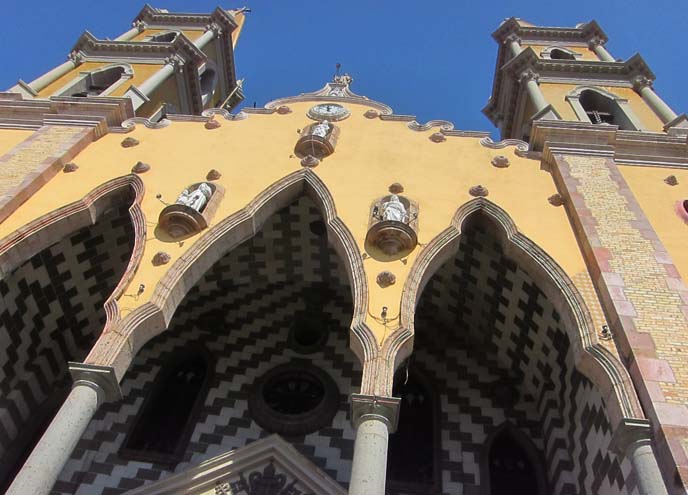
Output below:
[248,363,339,435]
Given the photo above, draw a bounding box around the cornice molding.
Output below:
[0,92,134,136]
[133,5,239,33]
[534,120,688,169]
[492,17,608,46]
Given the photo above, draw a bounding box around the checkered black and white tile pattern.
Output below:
[414,219,637,495]
[0,205,135,489]
[54,197,360,495]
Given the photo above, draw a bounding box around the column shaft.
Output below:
[349,416,390,495]
[593,44,615,62]
[639,86,678,124]
[136,63,176,99]
[27,60,79,93]
[629,441,669,495]
[114,26,142,41]
[526,79,548,112]
[508,40,522,58]
[6,385,99,495]
[194,29,217,50]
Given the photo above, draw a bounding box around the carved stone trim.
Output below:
[664,175,678,186]
[548,193,565,206]
[395,197,645,428]
[131,161,150,174]
[469,185,489,197]
[205,119,221,129]
[152,251,171,266]
[376,271,396,288]
[388,183,404,194]
[491,155,510,168]
[364,109,379,119]
[276,105,292,115]
[409,120,454,132]
[429,132,446,143]
[207,169,222,181]
[294,122,340,159]
[121,137,140,148]
[69,362,122,404]
[158,182,225,239]
[365,195,419,262]
[63,162,79,173]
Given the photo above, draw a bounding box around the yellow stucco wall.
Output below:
[36,62,162,98]
[0,98,590,343]
[524,44,599,61]
[540,83,665,132]
[620,165,688,281]
[0,129,33,157]
[137,74,179,118]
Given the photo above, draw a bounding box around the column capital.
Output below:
[205,22,223,36]
[68,51,83,64]
[587,35,604,50]
[133,20,146,31]
[632,75,653,92]
[164,54,186,71]
[504,34,521,45]
[350,394,401,432]
[519,68,539,85]
[69,362,122,405]
[610,418,653,455]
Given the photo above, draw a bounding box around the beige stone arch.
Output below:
[386,197,644,429]
[0,174,146,330]
[86,168,375,383]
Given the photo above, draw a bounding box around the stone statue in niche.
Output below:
[176,182,213,212]
[311,120,331,138]
[381,194,408,223]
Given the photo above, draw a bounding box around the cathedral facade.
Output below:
[0,6,687,495]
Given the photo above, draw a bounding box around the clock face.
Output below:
[307,103,350,122]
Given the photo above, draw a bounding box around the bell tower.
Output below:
[484,18,688,142]
[8,5,247,119]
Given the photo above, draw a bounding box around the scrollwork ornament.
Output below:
[364,109,379,119]
[152,251,171,266]
[207,169,222,181]
[276,105,292,115]
[214,461,309,495]
[377,271,396,288]
[469,185,489,197]
[131,161,151,174]
[205,119,222,130]
[388,183,404,194]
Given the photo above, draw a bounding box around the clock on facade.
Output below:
[307,103,350,121]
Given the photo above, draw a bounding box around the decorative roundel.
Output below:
[307,103,350,122]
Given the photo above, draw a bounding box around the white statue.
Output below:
[176,182,213,212]
[381,194,408,223]
[312,120,331,138]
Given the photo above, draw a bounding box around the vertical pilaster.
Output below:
[549,150,688,491]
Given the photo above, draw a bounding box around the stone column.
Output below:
[114,21,145,41]
[16,52,83,95]
[611,419,669,495]
[6,364,121,495]
[124,56,179,110]
[633,76,679,124]
[194,24,221,50]
[588,36,615,62]
[348,394,400,495]
[505,34,522,58]
[520,69,548,112]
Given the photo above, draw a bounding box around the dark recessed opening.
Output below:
[263,369,325,415]
[309,220,327,236]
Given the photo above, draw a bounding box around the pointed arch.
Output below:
[393,197,643,430]
[87,169,373,382]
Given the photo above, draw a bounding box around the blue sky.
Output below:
[1,0,686,134]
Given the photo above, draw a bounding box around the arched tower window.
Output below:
[549,48,576,60]
[200,61,218,106]
[120,349,213,464]
[149,31,178,42]
[61,65,130,98]
[387,367,440,494]
[481,424,547,495]
[566,86,642,131]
